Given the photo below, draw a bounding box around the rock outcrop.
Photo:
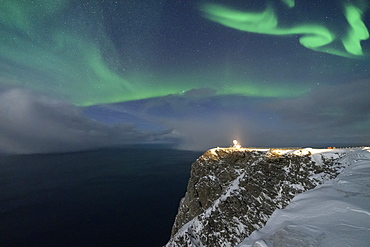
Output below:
[165,148,347,247]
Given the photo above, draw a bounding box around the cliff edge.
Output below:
[165,147,348,247]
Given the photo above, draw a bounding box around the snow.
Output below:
[167,158,260,247]
[167,147,369,246]
[237,148,370,247]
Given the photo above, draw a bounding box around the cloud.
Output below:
[183,88,217,97]
[166,114,256,151]
[80,80,370,151]
[0,87,174,154]
[267,78,370,125]
[262,78,370,145]
[156,81,370,148]
[97,93,281,150]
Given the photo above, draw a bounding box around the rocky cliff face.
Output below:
[165,148,347,247]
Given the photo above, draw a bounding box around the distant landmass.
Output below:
[165,146,370,246]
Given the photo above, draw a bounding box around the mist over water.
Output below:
[0,147,202,247]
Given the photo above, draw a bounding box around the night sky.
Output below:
[0,0,369,153]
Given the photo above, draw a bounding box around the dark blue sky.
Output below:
[0,0,369,153]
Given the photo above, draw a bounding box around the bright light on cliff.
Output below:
[232,140,241,149]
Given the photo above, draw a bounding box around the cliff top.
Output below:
[166,146,369,247]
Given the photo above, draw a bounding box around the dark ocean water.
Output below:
[0,146,202,247]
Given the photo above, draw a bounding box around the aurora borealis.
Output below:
[0,0,369,153]
[201,2,369,57]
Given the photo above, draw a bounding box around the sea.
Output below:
[0,146,203,247]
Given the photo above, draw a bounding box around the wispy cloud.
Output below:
[262,78,370,145]
[96,81,370,150]
[0,87,174,154]
[268,78,370,124]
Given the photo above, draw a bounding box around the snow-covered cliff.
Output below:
[238,147,370,247]
[165,147,362,247]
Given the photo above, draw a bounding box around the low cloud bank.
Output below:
[0,88,174,154]
[101,81,370,150]
[263,78,370,146]
[268,79,370,126]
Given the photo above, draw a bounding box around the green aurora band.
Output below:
[0,0,310,106]
[201,2,369,57]
[0,0,135,106]
[282,0,295,8]
[0,1,366,106]
[343,4,370,55]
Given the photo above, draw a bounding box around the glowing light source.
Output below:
[232,139,241,149]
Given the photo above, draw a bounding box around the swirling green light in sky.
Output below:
[282,0,295,8]
[0,0,311,106]
[201,3,369,57]
[0,0,136,106]
[220,82,308,98]
[343,4,369,55]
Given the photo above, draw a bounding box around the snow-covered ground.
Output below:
[238,147,370,247]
